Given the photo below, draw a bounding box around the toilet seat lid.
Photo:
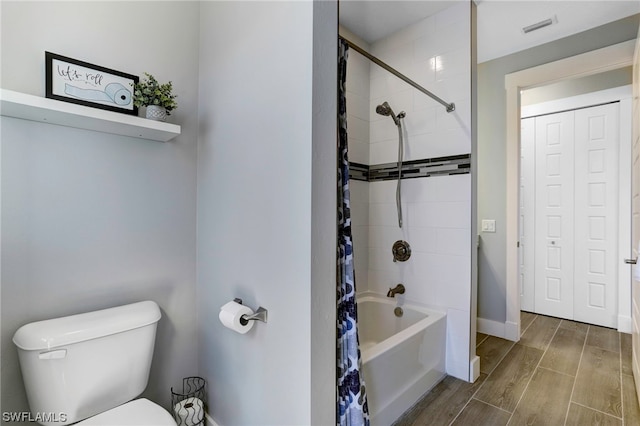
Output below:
[77,398,177,426]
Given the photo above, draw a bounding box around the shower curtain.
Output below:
[337,39,369,426]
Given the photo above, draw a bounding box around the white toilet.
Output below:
[13,301,177,426]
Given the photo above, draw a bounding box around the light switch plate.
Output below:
[482,219,496,233]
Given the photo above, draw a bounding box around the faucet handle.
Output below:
[386,283,406,297]
[392,240,411,262]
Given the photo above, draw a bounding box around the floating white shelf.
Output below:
[0,89,181,142]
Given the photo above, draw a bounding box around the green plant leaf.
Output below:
[131,72,178,114]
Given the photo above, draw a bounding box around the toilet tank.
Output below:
[13,301,161,426]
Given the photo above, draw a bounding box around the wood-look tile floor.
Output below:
[393,312,640,426]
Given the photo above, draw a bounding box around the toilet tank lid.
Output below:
[13,301,161,351]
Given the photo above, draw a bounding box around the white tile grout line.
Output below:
[447,397,470,425]
[450,314,551,426]
[448,318,629,426]
[504,319,561,425]
[476,333,489,348]
[447,370,503,425]
[520,313,537,335]
[563,324,590,426]
[466,398,514,419]
[570,401,623,420]
[475,311,539,377]
[480,340,516,377]
[537,365,576,378]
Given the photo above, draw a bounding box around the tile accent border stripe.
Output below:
[349,162,369,182]
[349,154,470,182]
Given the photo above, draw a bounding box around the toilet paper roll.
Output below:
[173,397,204,426]
[219,301,254,334]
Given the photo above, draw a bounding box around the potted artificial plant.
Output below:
[131,72,178,121]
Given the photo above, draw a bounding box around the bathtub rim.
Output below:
[357,293,446,364]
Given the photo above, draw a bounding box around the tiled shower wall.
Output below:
[341,26,372,293]
[345,2,472,380]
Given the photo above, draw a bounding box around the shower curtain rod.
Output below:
[339,36,455,113]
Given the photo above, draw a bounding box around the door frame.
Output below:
[520,89,632,328]
[504,40,636,341]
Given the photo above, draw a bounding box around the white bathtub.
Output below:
[358,295,446,425]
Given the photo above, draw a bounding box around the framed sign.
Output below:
[45,52,139,115]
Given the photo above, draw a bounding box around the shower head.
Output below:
[376,101,402,126]
[376,101,395,117]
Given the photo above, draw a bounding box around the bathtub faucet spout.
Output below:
[387,284,405,298]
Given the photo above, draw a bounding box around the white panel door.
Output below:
[520,117,535,312]
[574,103,619,327]
[534,111,575,319]
[525,104,621,326]
[631,27,640,405]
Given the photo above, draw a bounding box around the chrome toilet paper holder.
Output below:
[234,298,268,325]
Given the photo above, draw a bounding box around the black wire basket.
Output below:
[171,376,206,426]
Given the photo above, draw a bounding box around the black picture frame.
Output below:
[45,52,139,116]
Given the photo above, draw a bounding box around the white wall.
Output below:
[521,67,632,106]
[310,2,339,421]
[196,2,336,425]
[345,2,473,380]
[1,0,200,416]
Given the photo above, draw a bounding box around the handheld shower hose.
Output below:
[376,101,406,228]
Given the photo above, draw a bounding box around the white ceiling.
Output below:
[339,1,454,43]
[338,0,640,63]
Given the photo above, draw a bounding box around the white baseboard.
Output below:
[206,413,219,426]
[504,321,519,341]
[477,317,519,342]
[477,317,505,338]
[470,356,481,382]
[618,315,632,334]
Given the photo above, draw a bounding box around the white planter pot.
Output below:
[146,105,167,121]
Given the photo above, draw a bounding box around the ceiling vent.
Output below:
[522,16,557,34]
